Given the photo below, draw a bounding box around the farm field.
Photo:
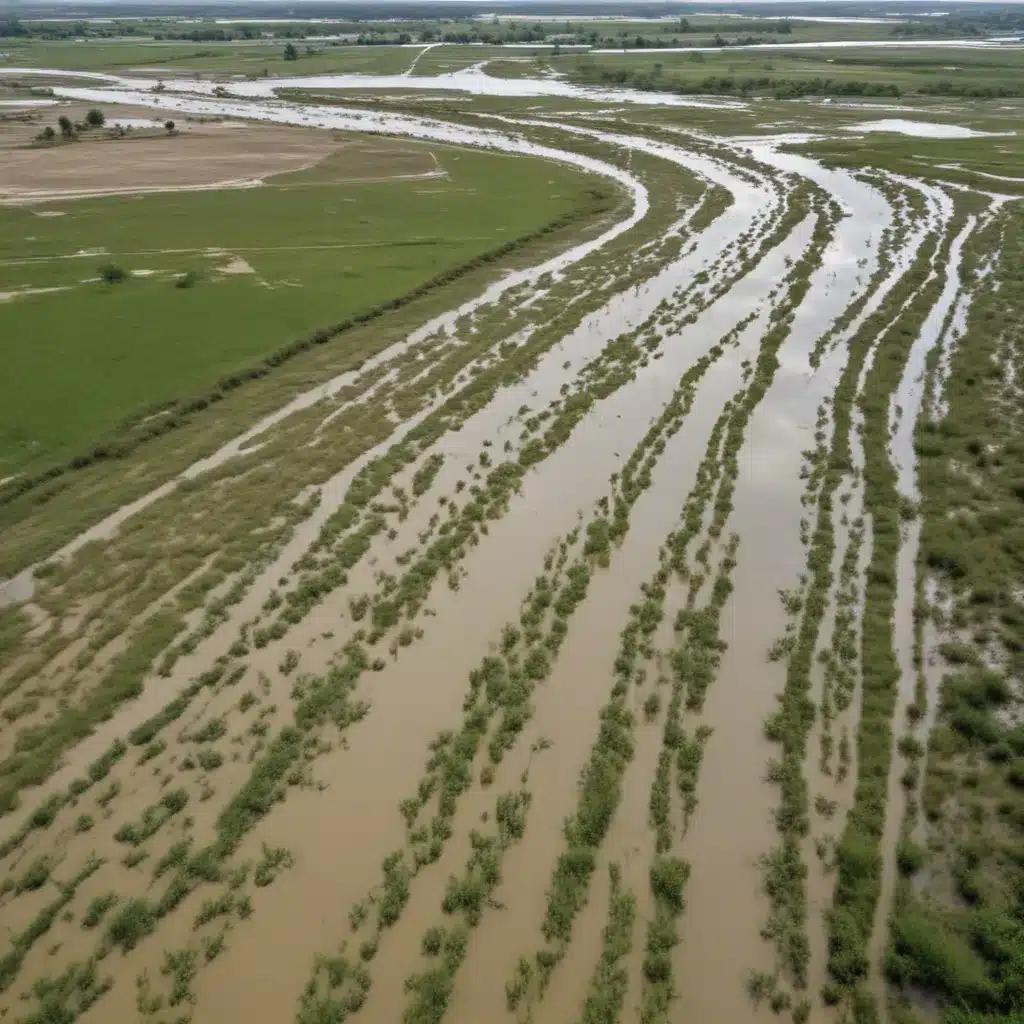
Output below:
[0,38,427,75]
[0,107,613,479]
[561,44,1024,99]
[0,7,1022,1024]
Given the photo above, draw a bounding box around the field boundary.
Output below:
[0,186,616,523]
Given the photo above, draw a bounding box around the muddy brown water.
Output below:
[867,198,976,1007]
[0,68,959,1024]
[175,163,789,1024]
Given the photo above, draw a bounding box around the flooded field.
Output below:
[0,50,1022,1024]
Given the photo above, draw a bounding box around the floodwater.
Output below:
[0,65,748,110]
[843,118,1016,138]
[590,37,1024,53]
[869,197,977,992]
[0,98,59,107]
[0,59,975,1024]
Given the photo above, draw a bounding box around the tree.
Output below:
[98,263,127,284]
[85,107,104,127]
[283,41,298,61]
[42,125,56,141]
[57,115,74,137]
[164,120,175,133]
[0,15,27,38]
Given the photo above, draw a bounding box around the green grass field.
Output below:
[0,19,907,80]
[0,38,422,76]
[0,140,607,477]
[792,128,1024,191]
[557,44,1024,99]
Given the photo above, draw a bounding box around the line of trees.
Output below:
[0,192,611,511]
[572,62,903,98]
[35,107,104,142]
[35,109,178,143]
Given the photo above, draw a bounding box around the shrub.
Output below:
[194,892,234,928]
[649,856,689,912]
[82,892,118,929]
[422,926,445,956]
[197,749,223,772]
[16,856,52,893]
[162,789,189,814]
[254,844,294,887]
[896,838,925,876]
[886,908,993,1005]
[98,263,127,284]
[643,692,662,720]
[106,898,155,952]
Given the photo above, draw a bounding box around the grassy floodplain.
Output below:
[0,8,1023,1024]
[559,45,1024,99]
[0,128,607,478]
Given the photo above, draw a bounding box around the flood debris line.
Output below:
[25,132,782,790]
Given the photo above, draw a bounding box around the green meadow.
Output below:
[0,143,607,477]
[0,37,422,75]
[558,44,1024,98]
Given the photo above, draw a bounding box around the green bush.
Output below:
[15,856,52,893]
[106,898,155,952]
[649,856,689,913]
[98,263,127,285]
[886,908,994,1006]
[80,894,117,932]
[896,838,925,876]
[197,749,223,772]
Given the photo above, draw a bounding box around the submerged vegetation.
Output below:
[0,29,1020,1024]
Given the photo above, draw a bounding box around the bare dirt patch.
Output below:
[0,104,440,203]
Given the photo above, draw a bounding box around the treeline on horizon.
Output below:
[3,4,1022,44]
[3,0,1024,17]
[569,59,1023,98]
[0,13,802,45]
[0,13,798,42]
